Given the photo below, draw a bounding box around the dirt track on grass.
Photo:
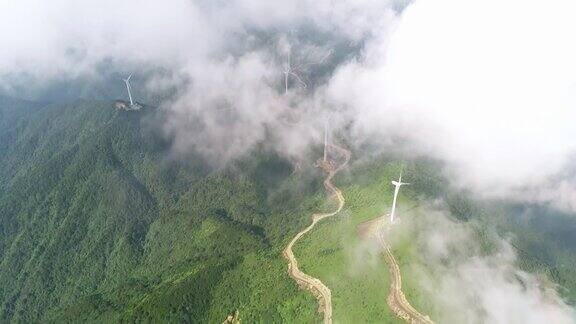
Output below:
[358,216,434,324]
[282,143,350,324]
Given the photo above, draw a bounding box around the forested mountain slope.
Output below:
[1,96,575,322]
[0,98,322,322]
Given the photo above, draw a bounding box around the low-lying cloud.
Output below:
[395,207,575,323]
[2,0,576,206]
[3,0,576,320]
[0,0,396,166]
[326,0,576,205]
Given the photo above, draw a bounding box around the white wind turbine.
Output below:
[283,52,307,94]
[123,74,134,106]
[390,171,409,224]
[282,48,332,95]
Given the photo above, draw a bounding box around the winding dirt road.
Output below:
[378,233,433,324]
[283,143,350,324]
[358,216,434,324]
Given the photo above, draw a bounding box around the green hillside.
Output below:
[293,156,576,322]
[1,96,575,322]
[0,97,324,322]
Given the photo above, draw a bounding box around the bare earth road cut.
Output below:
[358,216,434,324]
[283,144,350,324]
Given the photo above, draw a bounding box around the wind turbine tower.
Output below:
[390,171,409,224]
[323,121,329,162]
[123,74,134,106]
[284,68,289,94]
[283,64,307,94]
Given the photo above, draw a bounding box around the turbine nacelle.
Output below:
[123,74,132,83]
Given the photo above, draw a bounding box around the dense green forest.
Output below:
[1,96,575,322]
[0,97,325,322]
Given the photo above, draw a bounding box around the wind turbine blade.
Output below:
[291,66,305,74]
[318,49,333,64]
[299,49,333,69]
[289,72,307,88]
[123,75,134,105]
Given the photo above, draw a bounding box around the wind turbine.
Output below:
[283,55,307,94]
[281,47,332,95]
[123,74,134,106]
[390,171,409,224]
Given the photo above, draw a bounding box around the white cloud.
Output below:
[2,0,576,321]
[327,0,576,201]
[0,0,396,79]
[0,0,397,163]
[0,0,215,78]
[4,0,576,207]
[402,209,575,323]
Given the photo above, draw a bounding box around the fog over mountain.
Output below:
[2,0,576,322]
[3,0,576,211]
[327,0,576,206]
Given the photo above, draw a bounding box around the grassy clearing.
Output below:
[293,162,407,323]
[385,212,440,321]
